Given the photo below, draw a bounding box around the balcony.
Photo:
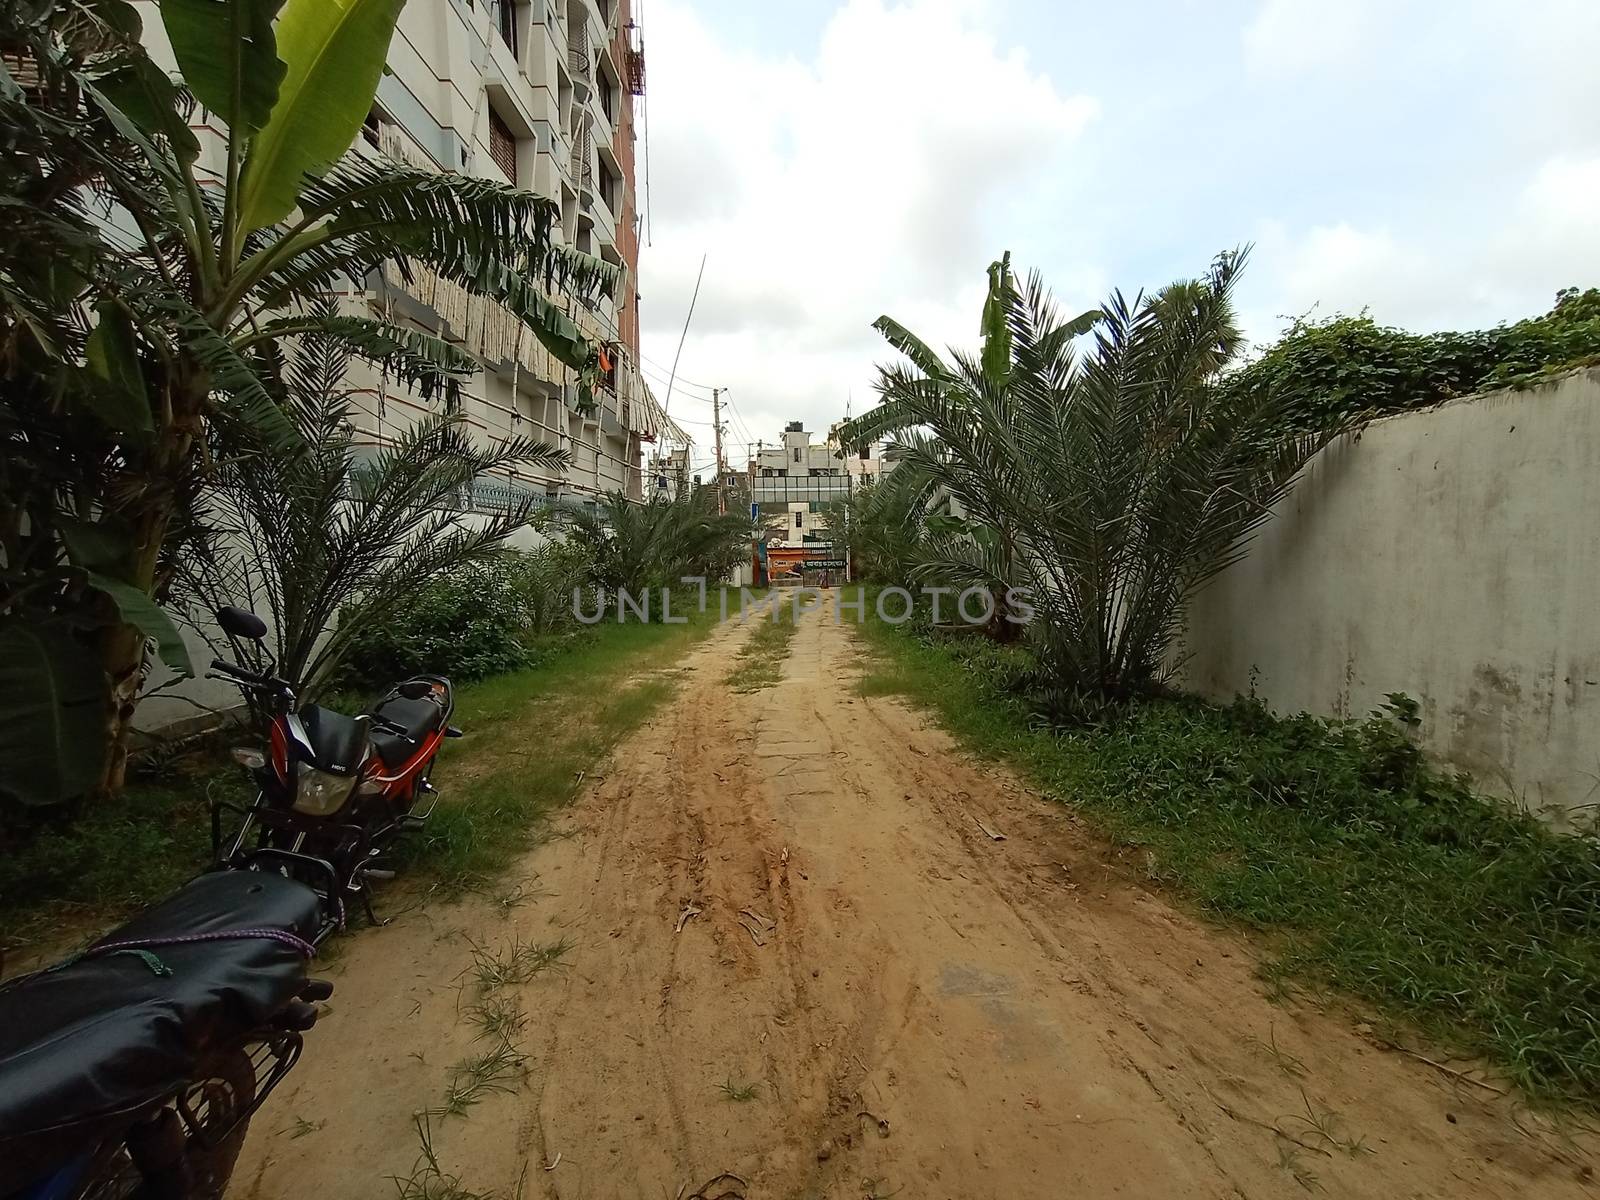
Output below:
[568,22,591,84]
[568,127,592,191]
[625,44,646,96]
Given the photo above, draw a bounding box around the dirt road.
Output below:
[238,604,1596,1199]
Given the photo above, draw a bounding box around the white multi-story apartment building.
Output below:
[136,0,673,512]
[750,422,846,546]
[748,421,896,544]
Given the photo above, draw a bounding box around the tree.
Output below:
[0,0,615,801]
[839,249,1340,705]
[819,454,938,586]
[170,324,569,704]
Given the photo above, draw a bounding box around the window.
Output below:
[859,445,870,460]
[361,106,388,149]
[794,511,803,528]
[793,447,801,463]
[492,0,517,54]
[596,156,617,211]
[488,107,518,181]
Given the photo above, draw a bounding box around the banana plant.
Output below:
[0,0,617,802]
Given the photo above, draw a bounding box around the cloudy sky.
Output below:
[631,0,1600,468]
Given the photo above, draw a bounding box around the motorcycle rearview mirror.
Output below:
[216,606,268,641]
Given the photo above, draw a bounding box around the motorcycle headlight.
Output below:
[292,762,357,816]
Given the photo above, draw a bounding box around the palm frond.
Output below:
[243,312,475,404]
[300,155,560,271]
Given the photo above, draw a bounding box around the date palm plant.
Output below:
[821,446,940,586]
[838,250,1340,706]
[0,0,614,801]
[169,322,570,704]
[565,489,754,597]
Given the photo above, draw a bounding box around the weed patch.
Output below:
[725,603,797,693]
[465,935,574,993]
[717,1077,761,1102]
[439,1040,528,1117]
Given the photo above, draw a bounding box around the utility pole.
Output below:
[711,387,726,515]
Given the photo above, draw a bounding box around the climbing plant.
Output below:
[1225,287,1600,430]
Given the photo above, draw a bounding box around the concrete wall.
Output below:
[1181,366,1600,825]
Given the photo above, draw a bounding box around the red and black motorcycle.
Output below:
[206,606,461,928]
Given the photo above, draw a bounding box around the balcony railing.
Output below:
[568,127,592,189]
[568,23,591,81]
[467,477,558,516]
[625,45,645,95]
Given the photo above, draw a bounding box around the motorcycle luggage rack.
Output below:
[178,1031,302,1150]
[211,799,370,938]
[231,848,344,944]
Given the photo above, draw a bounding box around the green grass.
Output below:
[464,934,574,993]
[0,746,253,954]
[724,598,798,693]
[717,1077,761,1102]
[0,592,743,955]
[438,1039,528,1117]
[855,608,1600,1106]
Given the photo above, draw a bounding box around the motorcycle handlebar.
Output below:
[209,659,290,696]
[209,658,262,684]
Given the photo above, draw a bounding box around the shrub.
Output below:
[1226,286,1600,431]
[341,559,532,687]
[511,538,596,636]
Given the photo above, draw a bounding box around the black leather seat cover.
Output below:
[0,871,320,1188]
[368,688,448,769]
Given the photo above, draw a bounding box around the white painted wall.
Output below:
[1181,367,1600,826]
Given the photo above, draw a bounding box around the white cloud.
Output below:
[1242,154,1600,344]
[1241,0,1374,75]
[638,0,1099,452]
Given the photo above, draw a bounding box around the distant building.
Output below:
[751,421,849,525]
[828,420,894,486]
[649,445,691,500]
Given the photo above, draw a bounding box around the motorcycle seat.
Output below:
[0,871,320,1189]
[367,684,450,769]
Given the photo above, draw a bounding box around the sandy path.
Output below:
[237,603,1596,1199]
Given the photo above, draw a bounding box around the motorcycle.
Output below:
[0,871,330,1200]
[206,606,461,927]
